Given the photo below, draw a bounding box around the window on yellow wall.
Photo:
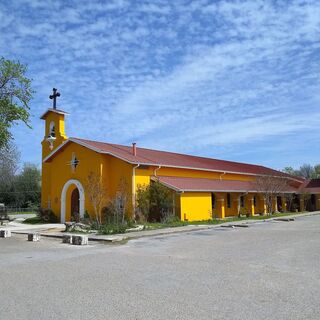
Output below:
[211,193,216,209]
[227,193,231,208]
[253,196,257,207]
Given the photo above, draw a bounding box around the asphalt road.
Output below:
[1,215,320,320]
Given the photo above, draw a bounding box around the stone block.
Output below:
[72,235,88,245]
[28,233,41,241]
[0,229,11,238]
[62,234,73,244]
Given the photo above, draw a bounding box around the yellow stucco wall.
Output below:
[180,192,212,221]
[135,166,255,188]
[42,146,134,220]
[42,142,103,218]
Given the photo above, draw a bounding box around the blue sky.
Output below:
[1,0,320,170]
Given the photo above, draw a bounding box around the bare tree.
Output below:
[102,178,130,227]
[114,177,129,225]
[255,175,290,215]
[284,192,294,212]
[298,164,316,179]
[0,143,20,186]
[85,171,107,225]
[314,164,320,178]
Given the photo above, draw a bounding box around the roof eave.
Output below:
[40,108,70,120]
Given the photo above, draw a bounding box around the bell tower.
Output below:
[40,88,69,210]
[40,88,69,160]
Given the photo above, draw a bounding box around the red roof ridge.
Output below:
[43,137,303,183]
[71,137,157,164]
[72,137,268,169]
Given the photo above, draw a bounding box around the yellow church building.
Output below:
[40,102,320,223]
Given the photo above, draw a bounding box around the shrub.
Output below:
[161,211,180,224]
[136,181,174,222]
[99,223,127,235]
[37,208,58,223]
[238,207,248,218]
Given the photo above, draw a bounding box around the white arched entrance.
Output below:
[60,179,85,223]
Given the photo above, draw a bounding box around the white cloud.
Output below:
[2,0,320,169]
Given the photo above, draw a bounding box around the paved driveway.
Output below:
[1,215,320,320]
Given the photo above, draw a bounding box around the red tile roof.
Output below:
[44,137,303,181]
[299,179,320,193]
[154,176,299,193]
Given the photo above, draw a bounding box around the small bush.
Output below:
[238,207,248,218]
[99,223,127,235]
[23,216,43,224]
[136,181,174,222]
[37,208,58,223]
[161,211,180,224]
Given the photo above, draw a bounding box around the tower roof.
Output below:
[40,108,69,120]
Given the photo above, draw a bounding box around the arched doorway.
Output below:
[61,179,85,223]
[71,188,80,221]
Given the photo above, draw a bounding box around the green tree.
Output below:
[14,163,41,208]
[283,164,320,179]
[0,143,20,205]
[0,57,34,149]
[136,181,174,222]
[314,164,320,178]
[282,166,299,176]
[297,164,316,179]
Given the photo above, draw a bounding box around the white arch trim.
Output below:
[60,179,85,223]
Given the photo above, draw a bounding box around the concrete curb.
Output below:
[9,211,320,243]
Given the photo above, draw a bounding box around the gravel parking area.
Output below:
[1,214,319,320]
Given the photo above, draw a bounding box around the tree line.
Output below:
[0,143,41,209]
[0,56,37,209]
[283,164,320,179]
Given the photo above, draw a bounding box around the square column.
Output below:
[217,197,225,219]
[250,197,255,217]
[237,196,241,217]
[273,197,278,213]
[262,197,267,215]
[258,195,267,215]
[281,197,287,212]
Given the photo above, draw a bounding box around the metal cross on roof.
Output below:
[49,88,60,109]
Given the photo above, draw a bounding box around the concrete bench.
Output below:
[72,235,88,245]
[62,234,73,244]
[0,229,11,238]
[28,233,41,242]
[62,234,88,245]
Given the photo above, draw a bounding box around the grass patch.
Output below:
[141,219,223,230]
[138,212,307,231]
[23,216,43,224]
[98,224,127,235]
[9,211,36,215]
[248,211,305,220]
